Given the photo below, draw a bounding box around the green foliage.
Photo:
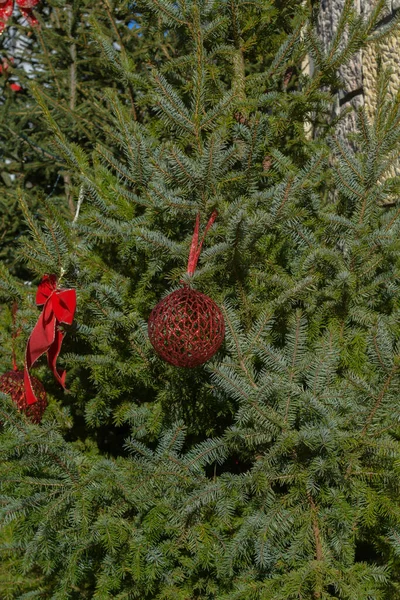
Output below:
[2,0,400,598]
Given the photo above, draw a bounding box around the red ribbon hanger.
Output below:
[24,274,76,405]
[187,210,218,277]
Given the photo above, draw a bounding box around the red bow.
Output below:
[24,275,76,405]
[0,0,39,33]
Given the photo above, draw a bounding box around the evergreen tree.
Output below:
[2,1,400,598]
[0,0,156,276]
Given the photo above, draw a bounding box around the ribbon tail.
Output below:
[47,325,67,389]
[24,309,57,405]
[24,366,38,406]
[24,302,57,405]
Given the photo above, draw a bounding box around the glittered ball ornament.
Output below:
[148,211,225,368]
[148,286,225,367]
[0,370,47,424]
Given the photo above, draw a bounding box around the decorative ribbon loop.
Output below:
[24,274,76,405]
[187,210,218,276]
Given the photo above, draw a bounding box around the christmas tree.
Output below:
[2,1,400,598]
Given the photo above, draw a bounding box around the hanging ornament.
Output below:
[148,211,225,368]
[0,0,39,34]
[0,370,47,424]
[0,302,47,424]
[25,274,76,405]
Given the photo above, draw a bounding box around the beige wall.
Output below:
[314,1,400,187]
[316,0,400,126]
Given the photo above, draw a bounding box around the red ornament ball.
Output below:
[148,287,225,368]
[0,370,47,424]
